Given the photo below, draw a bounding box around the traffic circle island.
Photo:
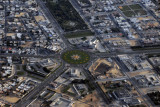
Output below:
[62,50,90,64]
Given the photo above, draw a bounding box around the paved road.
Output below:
[11,0,160,106]
[114,57,152,107]
[82,69,111,104]
[94,49,160,57]
[36,0,73,49]
[140,3,160,24]
[96,76,128,82]
[0,48,160,59]
[15,62,65,107]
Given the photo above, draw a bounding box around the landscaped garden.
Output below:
[118,4,147,17]
[45,0,88,32]
[64,30,94,38]
[62,50,90,64]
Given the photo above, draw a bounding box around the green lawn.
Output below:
[65,30,94,38]
[129,4,143,10]
[61,85,76,97]
[123,11,136,17]
[119,5,131,11]
[62,50,90,64]
[45,0,88,32]
[131,46,160,51]
[17,71,25,76]
[119,4,147,17]
[135,10,147,16]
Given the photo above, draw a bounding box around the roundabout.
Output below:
[62,50,90,64]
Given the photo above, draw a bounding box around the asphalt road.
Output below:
[1,48,160,59]
[36,0,73,49]
[95,76,128,82]
[114,57,152,107]
[10,0,160,106]
[82,69,111,104]
[15,62,65,107]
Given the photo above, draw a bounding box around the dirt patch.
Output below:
[89,58,123,78]
[34,16,45,22]
[127,70,154,77]
[2,96,20,103]
[6,33,16,37]
[72,91,101,107]
[21,41,33,48]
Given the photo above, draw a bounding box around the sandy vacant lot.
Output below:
[127,70,154,77]
[1,96,20,103]
[21,41,33,48]
[72,91,102,107]
[34,16,45,22]
[89,58,123,78]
